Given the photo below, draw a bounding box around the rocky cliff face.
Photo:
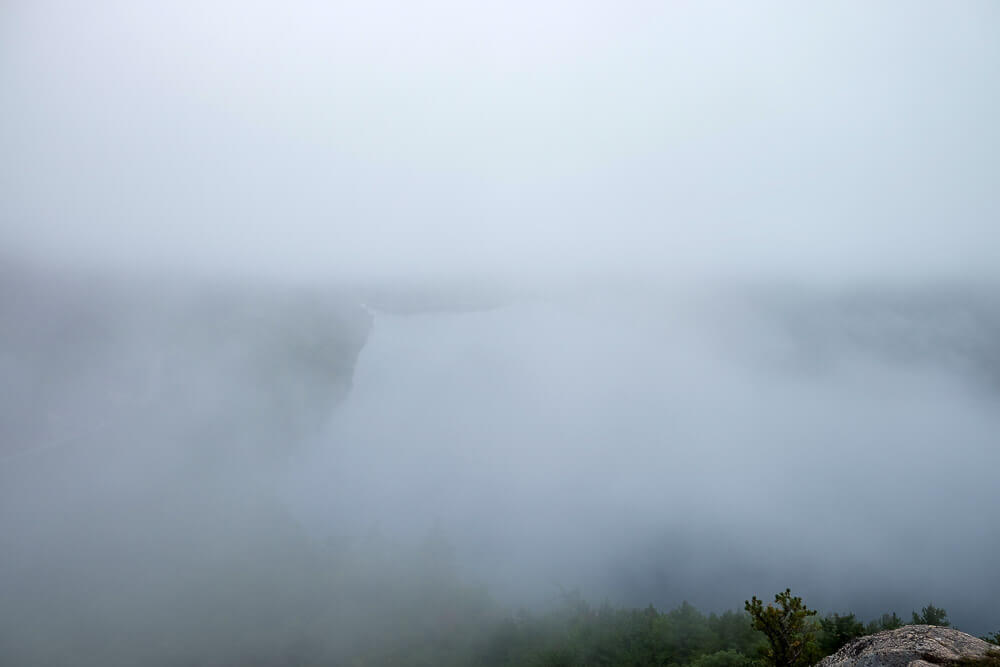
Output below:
[818,626,998,667]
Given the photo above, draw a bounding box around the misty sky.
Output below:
[3,4,1000,665]
[2,1,999,283]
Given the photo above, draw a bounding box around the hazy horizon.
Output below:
[2,2,999,665]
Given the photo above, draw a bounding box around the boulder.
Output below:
[818,625,998,667]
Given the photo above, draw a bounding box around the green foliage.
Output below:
[744,589,820,667]
[536,647,578,667]
[474,595,980,667]
[476,595,765,667]
[865,612,904,634]
[710,609,768,654]
[981,632,1000,646]
[689,649,755,667]
[818,613,866,654]
[911,604,950,627]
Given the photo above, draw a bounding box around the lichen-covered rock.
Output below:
[817,625,997,667]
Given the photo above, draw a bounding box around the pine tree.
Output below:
[745,589,819,667]
[819,613,866,654]
[865,612,904,634]
[911,604,950,627]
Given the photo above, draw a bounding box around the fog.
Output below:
[284,287,1000,616]
[4,0,999,282]
[2,2,999,665]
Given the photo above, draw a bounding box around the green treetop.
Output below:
[745,589,819,667]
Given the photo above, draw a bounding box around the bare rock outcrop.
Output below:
[818,625,997,667]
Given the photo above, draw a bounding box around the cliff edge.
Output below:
[818,625,998,667]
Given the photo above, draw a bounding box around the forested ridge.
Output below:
[237,536,992,667]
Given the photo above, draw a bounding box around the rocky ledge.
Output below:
[818,625,998,667]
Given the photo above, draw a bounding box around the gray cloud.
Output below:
[2,1,998,282]
[2,3,1000,664]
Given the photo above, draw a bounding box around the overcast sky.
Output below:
[2,1,998,283]
[4,7,1000,663]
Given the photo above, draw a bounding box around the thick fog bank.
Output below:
[284,286,1000,632]
[3,1,999,662]
[3,267,1000,666]
[0,267,373,666]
